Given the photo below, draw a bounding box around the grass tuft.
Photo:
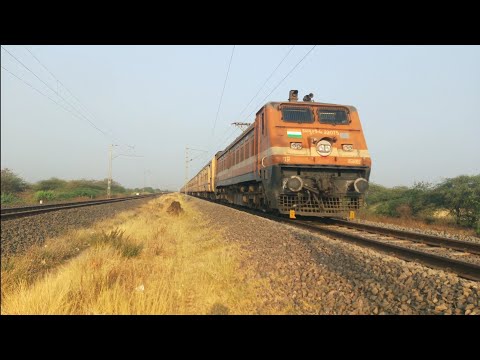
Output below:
[91,228,143,258]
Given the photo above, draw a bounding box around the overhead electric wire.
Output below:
[197,121,241,168]
[1,45,110,137]
[24,46,106,130]
[4,46,136,153]
[1,65,108,133]
[237,45,295,118]
[212,45,235,137]
[194,46,316,176]
[23,45,123,144]
[244,45,317,122]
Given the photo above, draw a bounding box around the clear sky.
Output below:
[1,45,479,190]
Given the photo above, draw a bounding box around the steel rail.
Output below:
[287,220,480,282]
[1,194,160,220]
[323,219,480,255]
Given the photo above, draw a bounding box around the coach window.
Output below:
[281,107,314,123]
[317,108,349,125]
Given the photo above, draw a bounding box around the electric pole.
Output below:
[232,122,251,132]
[143,169,151,194]
[107,144,120,198]
[184,146,208,196]
[107,144,113,198]
[106,144,143,198]
[184,146,188,196]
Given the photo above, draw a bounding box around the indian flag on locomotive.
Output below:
[287,130,302,138]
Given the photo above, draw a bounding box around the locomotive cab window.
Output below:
[281,107,314,123]
[317,109,349,125]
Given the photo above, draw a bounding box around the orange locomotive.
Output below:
[182,90,371,218]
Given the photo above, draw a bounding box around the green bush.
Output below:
[34,190,57,202]
[366,176,480,231]
[32,178,126,199]
[367,182,435,218]
[432,175,480,227]
[1,193,17,204]
[56,188,102,200]
[71,188,102,198]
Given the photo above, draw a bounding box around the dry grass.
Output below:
[1,194,264,314]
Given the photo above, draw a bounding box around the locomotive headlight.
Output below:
[342,144,354,151]
[354,178,369,193]
[316,140,332,156]
[286,176,303,192]
[290,142,303,150]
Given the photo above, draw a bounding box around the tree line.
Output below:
[365,175,480,233]
[2,168,478,234]
[1,168,164,204]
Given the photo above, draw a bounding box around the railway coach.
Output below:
[183,90,371,218]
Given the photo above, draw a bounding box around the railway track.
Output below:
[189,195,480,282]
[1,194,160,220]
[287,219,480,282]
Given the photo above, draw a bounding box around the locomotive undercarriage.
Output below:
[216,182,267,210]
[215,165,370,218]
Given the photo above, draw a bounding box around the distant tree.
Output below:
[1,168,28,193]
[404,181,435,216]
[433,175,480,226]
[34,178,67,191]
[365,183,390,204]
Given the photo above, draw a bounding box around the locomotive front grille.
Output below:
[277,194,363,214]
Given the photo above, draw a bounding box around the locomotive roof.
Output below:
[263,101,357,113]
[216,101,357,158]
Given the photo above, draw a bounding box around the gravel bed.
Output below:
[189,197,480,315]
[354,219,480,244]
[1,197,153,257]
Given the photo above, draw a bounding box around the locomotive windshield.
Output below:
[281,107,314,123]
[317,109,349,125]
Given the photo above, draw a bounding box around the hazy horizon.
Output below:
[2,45,479,190]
